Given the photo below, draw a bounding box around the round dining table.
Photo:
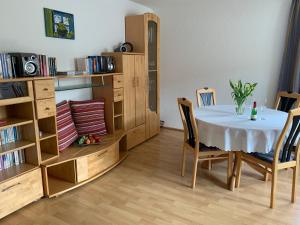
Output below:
[195,105,288,153]
[194,105,288,190]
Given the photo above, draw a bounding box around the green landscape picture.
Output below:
[44,8,75,40]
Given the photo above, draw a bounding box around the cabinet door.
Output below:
[124,55,136,130]
[135,55,146,126]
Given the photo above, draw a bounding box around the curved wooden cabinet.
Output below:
[41,131,127,198]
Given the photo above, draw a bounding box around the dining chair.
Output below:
[177,97,233,189]
[196,87,217,107]
[235,108,300,208]
[275,91,300,112]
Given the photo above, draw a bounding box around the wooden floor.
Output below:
[1,128,300,225]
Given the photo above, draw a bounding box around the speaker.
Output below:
[8,53,40,77]
[114,42,133,52]
[106,56,115,73]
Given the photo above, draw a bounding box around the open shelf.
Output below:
[0,163,37,184]
[41,152,58,163]
[114,114,123,118]
[39,132,57,141]
[0,118,33,130]
[55,73,123,80]
[0,96,32,107]
[0,141,35,156]
[47,176,76,197]
[55,83,110,92]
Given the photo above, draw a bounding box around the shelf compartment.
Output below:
[0,118,33,130]
[114,116,123,131]
[47,176,76,197]
[0,141,36,157]
[40,136,59,160]
[114,101,123,116]
[0,163,37,184]
[114,114,123,118]
[41,152,58,163]
[0,102,35,121]
[0,96,32,107]
[39,133,57,141]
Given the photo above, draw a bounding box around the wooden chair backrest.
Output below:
[177,98,199,149]
[273,108,300,165]
[196,87,217,107]
[275,91,300,113]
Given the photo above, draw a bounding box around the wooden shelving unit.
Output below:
[0,79,43,219]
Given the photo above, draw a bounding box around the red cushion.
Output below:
[69,99,107,136]
[56,101,78,151]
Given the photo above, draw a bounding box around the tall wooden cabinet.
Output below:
[125,13,160,139]
[104,53,146,149]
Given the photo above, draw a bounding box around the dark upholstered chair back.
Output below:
[177,98,199,148]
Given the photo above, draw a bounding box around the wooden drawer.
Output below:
[0,168,43,219]
[34,80,55,100]
[114,88,123,102]
[113,75,124,88]
[127,124,146,149]
[76,145,118,182]
[36,98,56,119]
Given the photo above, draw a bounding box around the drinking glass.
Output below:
[260,98,267,120]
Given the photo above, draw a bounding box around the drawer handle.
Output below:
[2,182,21,192]
[43,88,49,91]
[45,107,50,111]
[118,94,121,96]
[97,150,108,159]
[117,80,121,83]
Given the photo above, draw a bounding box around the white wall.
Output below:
[134,0,292,129]
[0,0,151,102]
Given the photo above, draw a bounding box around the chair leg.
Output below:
[227,152,233,188]
[270,169,278,208]
[192,152,199,189]
[264,170,269,181]
[235,153,242,188]
[181,145,186,177]
[292,166,298,203]
[208,159,212,171]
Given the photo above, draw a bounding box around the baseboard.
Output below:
[162,126,183,132]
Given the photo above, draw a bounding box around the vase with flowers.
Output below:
[229,80,257,115]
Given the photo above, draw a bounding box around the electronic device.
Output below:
[114,42,133,52]
[106,56,115,72]
[8,53,40,77]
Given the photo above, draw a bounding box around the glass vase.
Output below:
[235,104,245,115]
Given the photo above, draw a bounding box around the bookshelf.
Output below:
[0,79,43,219]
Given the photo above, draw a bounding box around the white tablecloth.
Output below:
[195,105,288,153]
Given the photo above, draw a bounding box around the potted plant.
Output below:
[229,80,257,115]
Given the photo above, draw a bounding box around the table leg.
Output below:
[230,152,241,191]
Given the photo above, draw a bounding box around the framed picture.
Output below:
[44,8,75,40]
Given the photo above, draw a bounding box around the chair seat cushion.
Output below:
[199,143,220,152]
[249,148,295,163]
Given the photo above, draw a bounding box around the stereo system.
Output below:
[8,53,40,77]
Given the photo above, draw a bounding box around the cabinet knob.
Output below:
[43,88,48,91]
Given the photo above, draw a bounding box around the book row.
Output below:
[0,127,26,171]
[0,53,57,79]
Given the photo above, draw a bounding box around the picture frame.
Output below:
[44,8,75,40]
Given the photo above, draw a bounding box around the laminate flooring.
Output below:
[1,128,300,225]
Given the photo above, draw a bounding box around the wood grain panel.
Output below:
[0,168,43,219]
[34,80,55,100]
[134,55,146,126]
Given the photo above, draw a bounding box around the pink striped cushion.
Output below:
[69,99,107,136]
[56,101,78,151]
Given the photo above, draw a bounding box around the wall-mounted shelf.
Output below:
[55,73,123,80]
[55,83,110,92]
